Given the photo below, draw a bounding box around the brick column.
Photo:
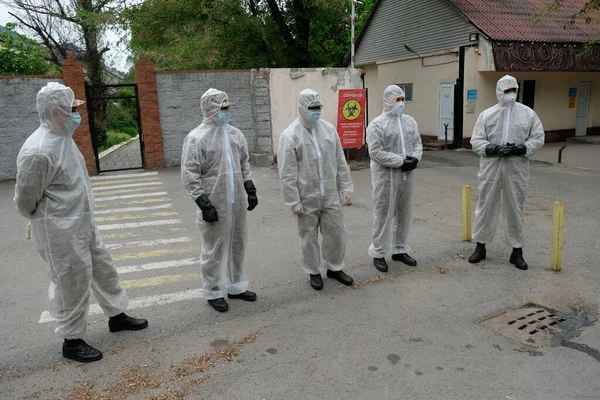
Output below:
[136,57,164,168]
[61,53,96,175]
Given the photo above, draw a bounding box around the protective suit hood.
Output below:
[496,75,519,106]
[297,89,323,128]
[36,82,78,137]
[383,85,405,116]
[201,88,229,125]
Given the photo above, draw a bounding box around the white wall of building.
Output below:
[270,68,362,155]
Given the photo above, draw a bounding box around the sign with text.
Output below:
[337,89,367,148]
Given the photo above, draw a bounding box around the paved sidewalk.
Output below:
[99,137,143,171]
[532,142,600,170]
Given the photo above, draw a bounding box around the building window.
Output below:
[396,83,414,101]
[517,80,536,109]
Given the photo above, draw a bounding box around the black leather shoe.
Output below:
[373,258,388,272]
[310,274,324,290]
[108,313,149,332]
[207,298,229,312]
[326,269,354,286]
[62,339,103,363]
[510,248,528,270]
[392,253,418,267]
[468,243,487,264]
[228,291,257,302]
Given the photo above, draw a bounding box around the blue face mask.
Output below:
[64,112,81,133]
[307,110,321,123]
[215,109,230,126]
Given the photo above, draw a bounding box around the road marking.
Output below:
[113,247,196,261]
[98,219,182,231]
[91,177,161,187]
[94,211,178,223]
[95,192,168,202]
[117,258,199,274]
[38,288,204,323]
[95,198,171,208]
[94,204,173,215]
[121,273,201,289]
[90,171,158,181]
[93,181,163,192]
[102,232,142,240]
[105,237,192,250]
[93,187,162,196]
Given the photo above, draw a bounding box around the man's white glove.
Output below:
[340,191,352,206]
[292,203,305,216]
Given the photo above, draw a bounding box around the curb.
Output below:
[99,135,139,159]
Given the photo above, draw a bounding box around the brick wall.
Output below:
[62,54,96,175]
[136,57,165,169]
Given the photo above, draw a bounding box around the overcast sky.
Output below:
[0,3,131,72]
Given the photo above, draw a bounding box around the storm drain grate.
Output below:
[482,305,569,347]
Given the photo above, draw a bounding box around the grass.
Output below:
[98,129,138,153]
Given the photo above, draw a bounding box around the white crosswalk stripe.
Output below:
[39,173,204,324]
[94,203,173,215]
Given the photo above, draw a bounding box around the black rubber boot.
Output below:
[510,248,528,270]
[108,313,149,332]
[228,291,257,301]
[468,242,487,264]
[373,258,389,272]
[391,253,417,267]
[326,269,354,286]
[207,298,229,312]
[310,274,324,290]
[62,339,103,363]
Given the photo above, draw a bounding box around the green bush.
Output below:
[122,127,138,137]
[98,130,136,153]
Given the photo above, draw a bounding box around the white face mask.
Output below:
[394,102,404,114]
[501,92,517,106]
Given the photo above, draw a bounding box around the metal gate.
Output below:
[85,83,145,173]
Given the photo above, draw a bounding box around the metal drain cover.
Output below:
[482,305,567,348]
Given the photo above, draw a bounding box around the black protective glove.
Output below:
[244,180,258,211]
[485,144,512,157]
[195,194,218,222]
[400,158,417,172]
[406,156,419,170]
[507,143,527,156]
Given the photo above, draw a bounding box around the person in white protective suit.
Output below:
[278,89,355,291]
[14,82,148,363]
[469,75,545,270]
[367,85,423,272]
[181,88,258,312]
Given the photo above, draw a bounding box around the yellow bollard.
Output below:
[462,185,472,242]
[551,201,565,271]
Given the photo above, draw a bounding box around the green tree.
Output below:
[0,23,60,75]
[124,0,376,70]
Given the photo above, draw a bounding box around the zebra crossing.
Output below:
[38,171,204,324]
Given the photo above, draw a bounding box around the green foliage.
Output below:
[0,23,61,76]
[123,0,376,70]
[99,130,136,153]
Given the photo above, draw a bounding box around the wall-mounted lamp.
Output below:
[469,33,479,42]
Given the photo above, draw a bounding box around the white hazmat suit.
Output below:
[470,76,545,248]
[367,85,423,258]
[181,88,252,300]
[278,89,354,275]
[14,82,128,339]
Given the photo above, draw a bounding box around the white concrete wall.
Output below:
[361,52,460,137]
[270,68,362,155]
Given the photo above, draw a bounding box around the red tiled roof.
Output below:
[452,0,600,43]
